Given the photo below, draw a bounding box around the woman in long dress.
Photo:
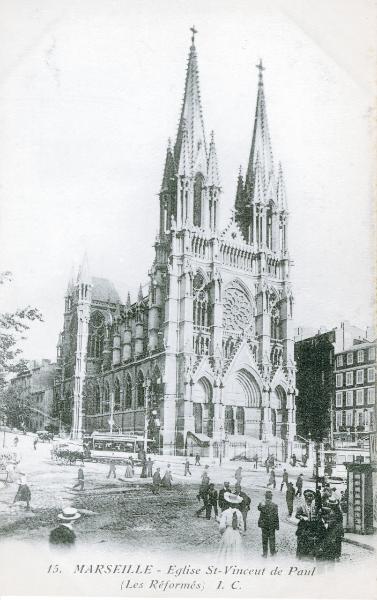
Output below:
[161,464,173,489]
[217,492,244,562]
[124,459,133,478]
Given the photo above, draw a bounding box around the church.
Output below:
[54,29,297,458]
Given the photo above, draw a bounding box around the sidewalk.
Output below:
[342,531,377,552]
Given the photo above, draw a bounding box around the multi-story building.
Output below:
[334,340,376,441]
[54,30,297,456]
[10,359,57,431]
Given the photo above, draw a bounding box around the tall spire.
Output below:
[206,131,220,188]
[160,139,175,192]
[245,59,274,191]
[77,252,91,284]
[174,27,207,177]
[138,284,144,303]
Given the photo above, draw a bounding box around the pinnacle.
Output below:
[138,284,144,303]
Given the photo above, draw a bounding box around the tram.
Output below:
[314,447,370,481]
[87,432,153,463]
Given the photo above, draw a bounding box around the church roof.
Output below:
[91,277,121,304]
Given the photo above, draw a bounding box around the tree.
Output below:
[0,382,34,429]
[0,271,43,389]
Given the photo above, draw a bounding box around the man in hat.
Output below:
[286,482,295,517]
[49,507,81,545]
[184,458,192,477]
[280,468,289,491]
[258,490,279,557]
[152,467,161,494]
[295,473,304,497]
[295,489,322,559]
[205,483,218,520]
[218,481,232,512]
[196,477,210,517]
[72,466,84,491]
[235,483,251,531]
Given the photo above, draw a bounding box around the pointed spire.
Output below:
[252,154,265,204]
[160,139,176,192]
[246,59,274,192]
[206,131,220,188]
[77,252,91,284]
[174,27,207,177]
[277,162,287,209]
[235,165,244,212]
[138,284,144,303]
[178,119,191,176]
[126,292,131,309]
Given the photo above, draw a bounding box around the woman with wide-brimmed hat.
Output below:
[217,492,244,562]
[295,489,324,559]
[49,507,81,546]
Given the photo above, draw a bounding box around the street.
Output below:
[0,432,372,564]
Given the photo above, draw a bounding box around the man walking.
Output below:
[146,457,153,478]
[267,467,276,489]
[205,483,218,520]
[196,477,210,517]
[195,453,201,466]
[72,466,85,491]
[235,483,251,531]
[296,473,304,497]
[286,482,295,517]
[280,468,289,491]
[107,461,117,479]
[253,454,259,469]
[218,481,232,512]
[258,490,279,557]
[152,467,161,494]
[184,459,191,476]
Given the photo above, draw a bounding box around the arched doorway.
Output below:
[192,377,213,437]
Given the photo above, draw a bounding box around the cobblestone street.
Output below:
[0,434,373,565]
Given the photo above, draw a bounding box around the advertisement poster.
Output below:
[0,1,376,598]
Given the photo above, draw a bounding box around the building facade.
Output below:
[334,340,376,441]
[54,32,296,455]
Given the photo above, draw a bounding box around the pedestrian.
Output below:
[140,457,147,478]
[72,466,84,491]
[6,463,16,483]
[265,457,270,474]
[234,466,243,485]
[295,473,303,497]
[13,436,19,447]
[161,463,173,489]
[152,467,161,494]
[267,467,276,489]
[33,438,38,451]
[195,453,201,466]
[269,455,275,468]
[218,481,232,512]
[128,455,134,470]
[280,468,289,491]
[291,454,297,467]
[13,475,31,510]
[302,454,308,467]
[201,465,210,482]
[205,483,218,520]
[253,454,259,469]
[217,492,244,562]
[49,506,81,546]
[107,461,117,479]
[184,458,191,476]
[196,478,210,517]
[146,456,153,478]
[286,482,295,517]
[295,489,323,559]
[258,490,279,557]
[234,483,251,531]
[124,459,133,478]
[319,498,344,561]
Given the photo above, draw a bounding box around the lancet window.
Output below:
[125,374,133,409]
[88,311,105,358]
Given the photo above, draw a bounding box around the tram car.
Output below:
[87,432,154,463]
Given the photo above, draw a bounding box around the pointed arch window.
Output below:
[193,174,204,227]
[88,312,105,358]
[194,403,203,434]
[270,306,281,340]
[225,406,235,435]
[137,371,145,407]
[94,384,101,413]
[125,374,133,409]
[114,378,121,412]
[103,382,110,413]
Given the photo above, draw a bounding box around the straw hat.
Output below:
[224,492,242,505]
[58,506,81,522]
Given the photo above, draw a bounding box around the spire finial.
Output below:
[256,58,265,85]
[190,25,198,45]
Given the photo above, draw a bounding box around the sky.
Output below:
[0,0,376,362]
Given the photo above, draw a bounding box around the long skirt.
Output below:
[124,465,133,478]
[14,484,31,503]
[217,527,243,563]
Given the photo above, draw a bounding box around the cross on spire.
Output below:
[190,25,198,44]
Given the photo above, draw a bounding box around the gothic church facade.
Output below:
[55,32,296,455]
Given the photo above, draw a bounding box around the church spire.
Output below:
[245,60,274,191]
[174,27,207,177]
[77,252,90,284]
[160,139,175,193]
[206,131,220,188]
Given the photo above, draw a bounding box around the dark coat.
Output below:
[258,501,279,531]
[286,486,295,504]
[152,471,161,485]
[238,490,251,513]
[207,488,218,506]
[49,524,76,545]
[218,487,231,510]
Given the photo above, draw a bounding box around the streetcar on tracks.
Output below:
[86,432,153,463]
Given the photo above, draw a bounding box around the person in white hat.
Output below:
[49,507,81,546]
[217,492,244,562]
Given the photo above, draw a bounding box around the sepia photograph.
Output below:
[0,0,376,597]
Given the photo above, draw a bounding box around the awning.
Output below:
[186,431,210,446]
